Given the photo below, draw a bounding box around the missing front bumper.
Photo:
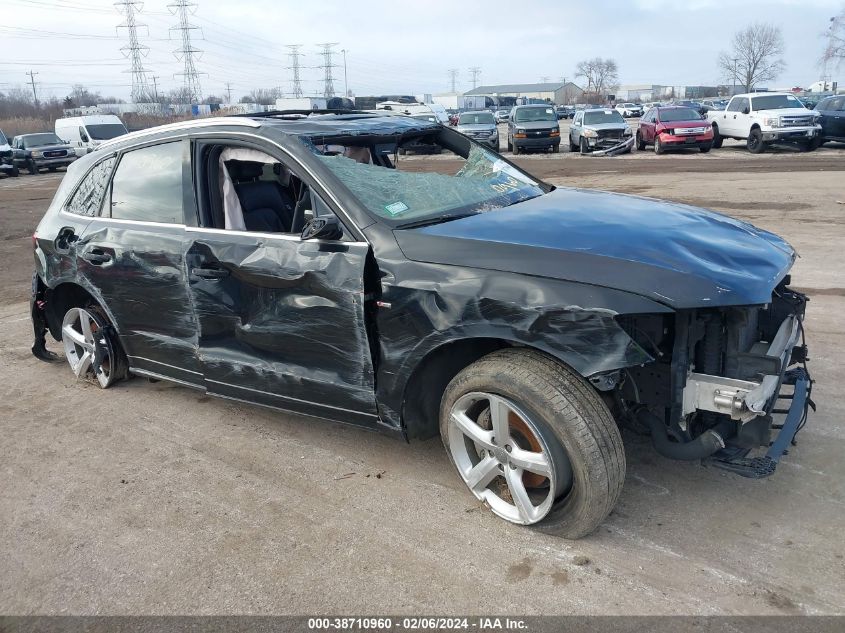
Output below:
[682,314,801,422]
[707,367,812,478]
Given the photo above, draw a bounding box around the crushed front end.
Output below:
[611,277,812,478]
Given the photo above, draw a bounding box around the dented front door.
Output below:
[183,229,379,425]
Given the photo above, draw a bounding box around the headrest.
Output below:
[226,160,264,182]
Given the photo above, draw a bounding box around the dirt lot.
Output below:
[1,146,844,615]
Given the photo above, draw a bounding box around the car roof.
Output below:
[98,111,440,151]
[460,110,493,115]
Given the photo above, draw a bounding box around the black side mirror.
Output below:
[301,215,342,241]
[742,107,750,115]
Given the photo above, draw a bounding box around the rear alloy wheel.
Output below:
[747,128,765,154]
[61,307,126,388]
[440,349,625,538]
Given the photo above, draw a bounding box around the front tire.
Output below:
[699,143,712,153]
[61,306,127,388]
[579,137,590,155]
[27,160,38,175]
[636,131,646,151]
[654,136,664,155]
[439,349,625,539]
[747,128,765,154]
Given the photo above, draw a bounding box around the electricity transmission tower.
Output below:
[448,68,458,92]
[469,66,481,89]
[286,45,304,98]
[317,43,339,98]
[168,0,204,103]
[115,1,150,102]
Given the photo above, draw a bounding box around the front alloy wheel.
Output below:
[61,307,123,388]
[440,349,625,539]
[446,392,569,525]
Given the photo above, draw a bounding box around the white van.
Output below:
[55,115,128,156]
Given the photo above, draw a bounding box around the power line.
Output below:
[26,69,39,107]
[316,42,339,98]
[115,0,151,103]
[285,44,304,98]
[448,68,458,92]
[540,75,550,83]
[168,0,204,102]
[469,66,481,89]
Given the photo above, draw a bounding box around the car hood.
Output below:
[753,108,814,117]
[393,188,795,309]
[28,144,73,152]
[456,124,496,132]
[584,122,628,131]
[658,120,710,128]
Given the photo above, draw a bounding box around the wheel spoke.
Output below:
[505,467,536,523]
[74,350,92,377]
[488,395,511,446]
[62,323,87,348]
[509,445,552,477]
[79,313,95,345]
[464,456,500,493]
[451,411,495,450]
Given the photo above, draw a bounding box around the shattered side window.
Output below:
[65,156,116,217]
[312,143,544,225]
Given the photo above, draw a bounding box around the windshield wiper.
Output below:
[395,213,477,230]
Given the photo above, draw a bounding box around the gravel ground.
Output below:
[0,147,843,615]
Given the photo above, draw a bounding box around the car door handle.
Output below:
[82,250,112,265]
[191,266,230,279]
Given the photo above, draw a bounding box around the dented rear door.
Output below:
[184,229,379,426]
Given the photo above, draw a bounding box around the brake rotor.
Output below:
[507,410,548,489]
[475,405,549,489]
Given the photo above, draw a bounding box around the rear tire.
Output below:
[60,305,128,389]
[513,144,520,155]
[711,124,723,149]
[439,349,625,539]
[747,128,765,154]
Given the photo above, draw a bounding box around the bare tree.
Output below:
[67,84,103,107]
[822,7,845,68]
[718,23,786,92]
[575,58,619,99]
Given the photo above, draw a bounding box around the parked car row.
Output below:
[0,115,130,178]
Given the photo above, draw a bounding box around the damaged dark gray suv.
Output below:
[31,110,813,539]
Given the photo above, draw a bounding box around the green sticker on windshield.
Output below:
[385,201,409,216]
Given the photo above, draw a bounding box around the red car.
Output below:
[636,106,714,154]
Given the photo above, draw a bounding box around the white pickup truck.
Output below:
[707,92,821,153]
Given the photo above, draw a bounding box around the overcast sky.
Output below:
[1,0,842,102]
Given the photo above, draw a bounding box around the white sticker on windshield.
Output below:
[545,109,553,114]
[385,201,409,216]
[604,110,613,114]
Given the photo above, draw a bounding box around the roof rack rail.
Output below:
[228,109,376,118]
